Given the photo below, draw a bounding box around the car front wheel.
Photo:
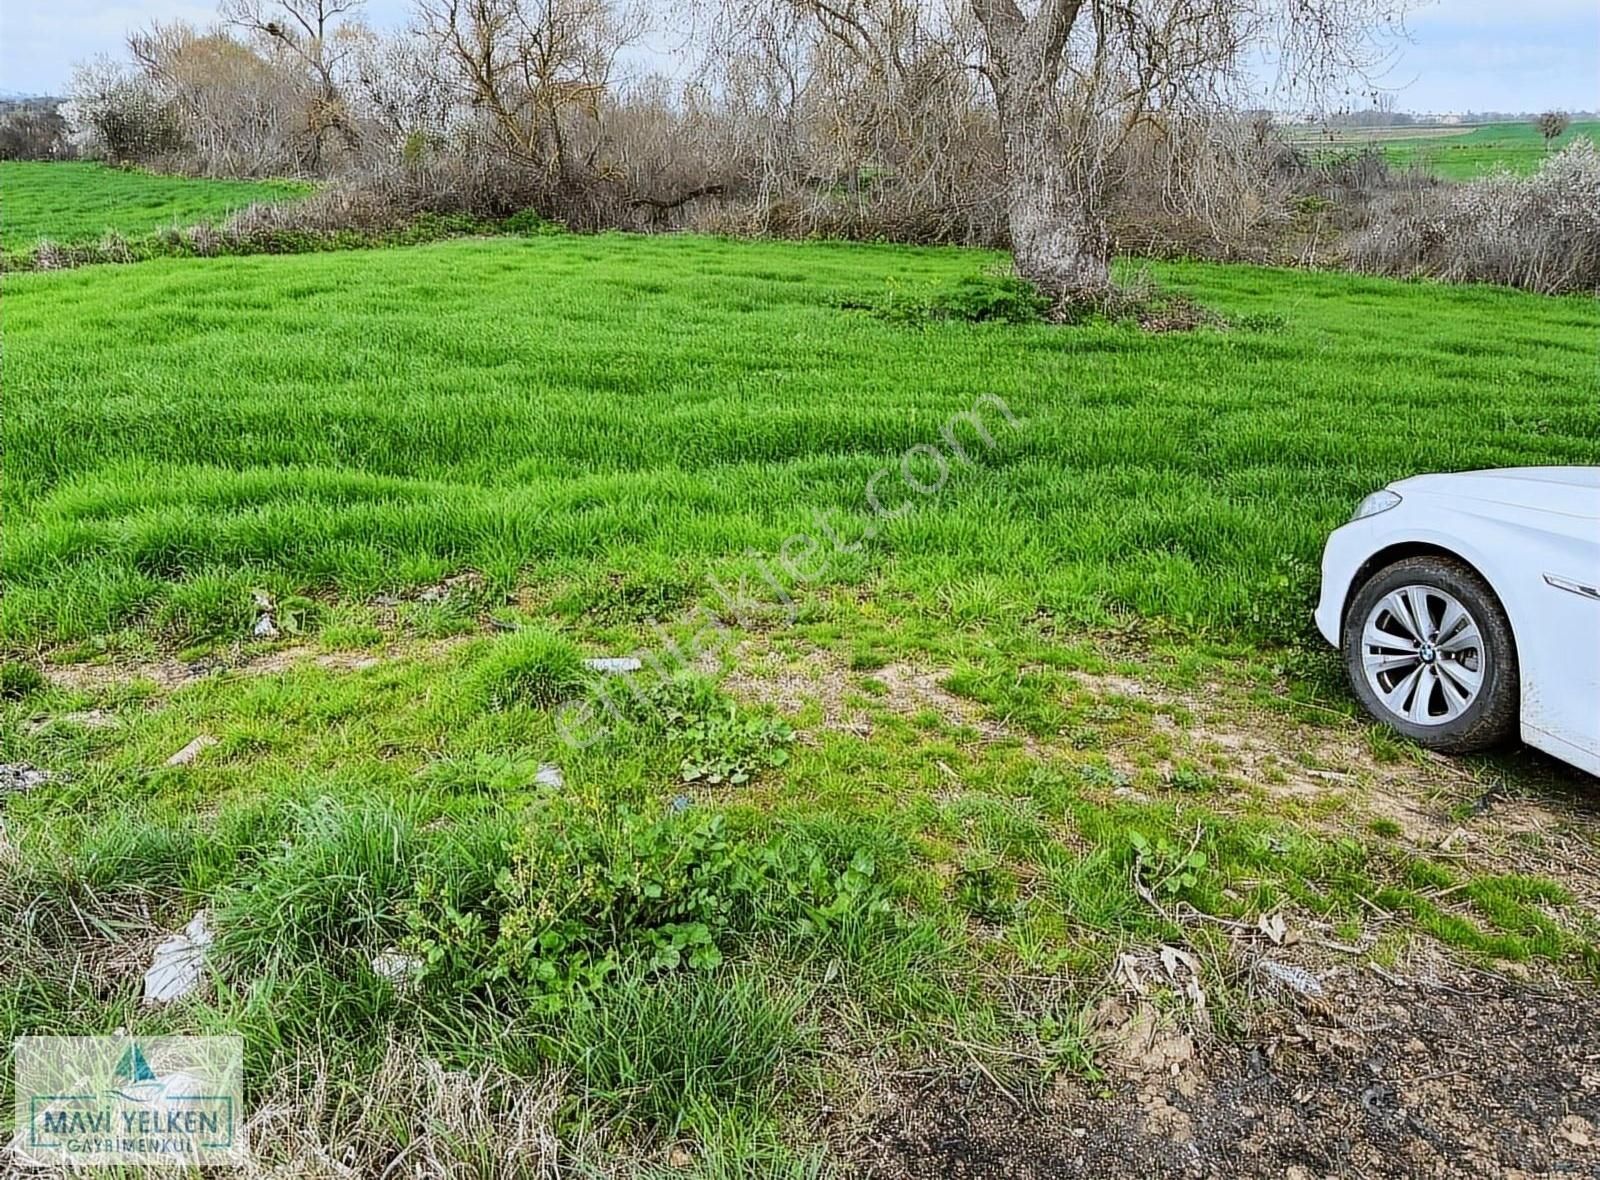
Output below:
[1342,555,1518,753]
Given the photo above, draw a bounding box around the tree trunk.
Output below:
[999,91,1109,303]
[973,0,1109,305]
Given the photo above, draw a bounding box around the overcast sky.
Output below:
[2,0,1596,114]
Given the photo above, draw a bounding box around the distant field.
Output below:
[1384,121,1600,178]
[5,234,1597,647]
[1289,120,1600,179]
[0,161,308,251]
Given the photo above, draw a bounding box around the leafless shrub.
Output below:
[1348,140,1600,293]
[31,241,70,271]
[1104,113,1295,261]
[96,230,135,263]
[185,221,226,255]
[226,148,635,232]
[240,1040,567,1179]
[225,175,421,234]
[1337,182,1444,273]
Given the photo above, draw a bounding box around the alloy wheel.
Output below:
[1359,584,1487,726]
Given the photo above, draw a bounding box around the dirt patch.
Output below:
[715,644,1021,746]
[1071,669,1469,842]
[717,636,1600,912]
[20,708,120,736]
[713,644,871,737]
[249,647,389,676]
[1064,664,1600,910]
[1090,997,1196,1076]
[42,640,463,697]
[868,663,1014,742]
[1072,670,1162,701]
[1203,718,1460,842]
[846,966,1600,1179]
[44,654,223,694]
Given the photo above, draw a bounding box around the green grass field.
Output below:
[1291,119,1600,179]
[5,213,1600,1172]
[1383,120,1600,178]
[0,160,308,250]
[6,235,1596,649]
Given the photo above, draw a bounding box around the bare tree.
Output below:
[129,22,307,175]
[706,0,1407,301]
[415,0,644,178]
[1535,110,1570,149]
[221,0,367,170]
[346,27,454,160]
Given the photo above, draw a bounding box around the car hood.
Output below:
[1390,467,1600,520]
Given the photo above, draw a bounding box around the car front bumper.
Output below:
[1313,518,1375,648]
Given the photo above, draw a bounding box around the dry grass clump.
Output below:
[241,1041,566,1179]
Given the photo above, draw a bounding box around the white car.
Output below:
[1315,467,1600,776]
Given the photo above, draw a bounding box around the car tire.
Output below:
[1342,555,1518,753]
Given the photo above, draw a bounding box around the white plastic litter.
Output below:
[0,763,55,795]
[166,735,219,767]
[249,589,280,638]
[585,657,642,673]
[1257,957,1324,997]
[371,948,422,985]
[535,763,565,788]
[143,912,214,1004]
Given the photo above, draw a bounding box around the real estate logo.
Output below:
[12,1035,246,1166]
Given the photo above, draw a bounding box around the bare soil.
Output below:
[849,964,1600,1179]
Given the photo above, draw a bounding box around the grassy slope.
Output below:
[5,234,1598,648]
[1382,120,1600,178]
[0,161,307,250]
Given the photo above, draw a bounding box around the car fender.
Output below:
[1329,517,1527,644]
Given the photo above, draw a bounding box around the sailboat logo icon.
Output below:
[114,1045,159,1085]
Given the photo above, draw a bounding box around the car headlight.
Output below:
[1350,489,1402,521]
